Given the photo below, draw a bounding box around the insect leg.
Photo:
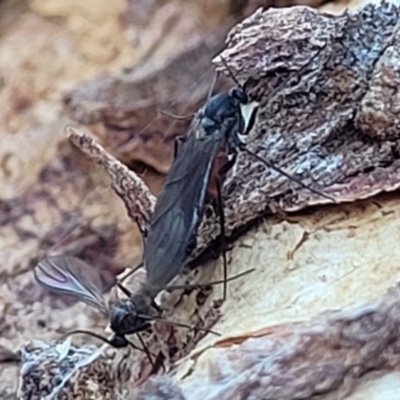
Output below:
[165,267,255,291]
[218,56,241,89]
[116,281,132,298]
[118,261,144,284]
[215,177,228,301]
[240,145,335,202]
[59,330,129,348]
[136,333,156,370]
[157,109,193,120]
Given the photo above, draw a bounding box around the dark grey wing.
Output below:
[143,127,222,289]
[34,256,109,314]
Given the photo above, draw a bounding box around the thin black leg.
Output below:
[215,178,227,301]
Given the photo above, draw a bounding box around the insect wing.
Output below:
[34,256,109,314]
[144,120,223,289]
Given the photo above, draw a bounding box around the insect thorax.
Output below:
[201,92,243,134]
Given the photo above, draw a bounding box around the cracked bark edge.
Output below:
[66,126,156,235]
[136,282,400,400]
[18,276,400,399]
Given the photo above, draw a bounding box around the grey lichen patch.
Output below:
[356,40,400,139]
[17,340,117,399]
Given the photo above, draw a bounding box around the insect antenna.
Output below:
[218,55,242,89]
[59,330,158,368]
[157,109,193,120]
[157,69,221,121]
[120,66,214,148]
[59,330,117,347]
[207,70,220,99]
[59,330,136,351]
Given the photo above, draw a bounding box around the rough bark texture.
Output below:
[4,1,400,400]
[145,282,400,399]
[212,3,400,217]
[67,127,156,235]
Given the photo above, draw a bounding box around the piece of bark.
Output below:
[195,2,400,250]
[67,126,156,236]
[97,2,400,258]
[63,4,400,260]
[140,281,400,400]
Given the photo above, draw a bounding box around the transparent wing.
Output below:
[34,256,109,315]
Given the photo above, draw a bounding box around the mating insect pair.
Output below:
[34,44,334,369]
[33,84,256,368]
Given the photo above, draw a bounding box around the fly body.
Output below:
[33,256,153,349]
[141,87,259,301]
[143,93,254,278]
[142,50,336,301]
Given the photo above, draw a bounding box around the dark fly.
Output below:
[144,44,335,299]
[34,257,154,351]
[34,116,254,362]
[34,254,250,367]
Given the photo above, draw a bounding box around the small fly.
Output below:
[34,255,251,368]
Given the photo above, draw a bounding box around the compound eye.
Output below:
[230,87,248,104]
